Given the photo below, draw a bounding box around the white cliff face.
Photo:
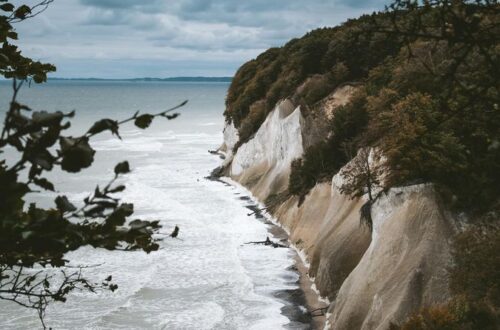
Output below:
[219,121,239,167]
[328,184,453,329]
[222,121,239,154]
[221,95,453,329]
[229,99,303,199]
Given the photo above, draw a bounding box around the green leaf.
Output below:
[114,161,130,175]
[55,196,77,213]
[134,114,153,129]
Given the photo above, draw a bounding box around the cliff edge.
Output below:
[218,94,454,328]
[217,4,499,328]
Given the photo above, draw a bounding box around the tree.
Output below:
[368,0,500,211]
[0,2,186,328]
[339,148,385,231]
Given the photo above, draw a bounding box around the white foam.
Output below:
[1,121,298,329]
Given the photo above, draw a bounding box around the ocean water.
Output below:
[0,81,307,329]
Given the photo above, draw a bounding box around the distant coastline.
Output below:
[47,76,232,82]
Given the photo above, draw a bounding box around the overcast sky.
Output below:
[13,0,387,78]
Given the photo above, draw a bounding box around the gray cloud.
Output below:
[79,0,164,10]
[12,0,389,78]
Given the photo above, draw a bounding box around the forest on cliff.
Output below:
[223,1,499,328]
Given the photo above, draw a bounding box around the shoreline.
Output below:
[208,172,328,329]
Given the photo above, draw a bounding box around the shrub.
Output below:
[224,13,406,146]
[297,74,335,106]
[394,224,500,330]
[393,296,497,330]
[450,225,500,307]
[288,93,369,199]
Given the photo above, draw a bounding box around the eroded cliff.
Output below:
[217,88,455,329]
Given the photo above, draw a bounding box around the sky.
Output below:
[13,0,388,78]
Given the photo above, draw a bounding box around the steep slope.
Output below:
[218,3,499,328]
[218,87,454,328]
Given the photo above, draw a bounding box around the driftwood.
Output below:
[310,307,328,317]
[247,207,268,216]
[245,237,287,248]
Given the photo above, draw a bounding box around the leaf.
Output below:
[134,114,153,129]
[33,178,55,191]
[114,161,130,175]
[28,165,42,180]
[0,3,14,11]
[165,113,180,120]
[93,200,118,209]
[14,4,31,19]
[108,185,126,193]
[129,219,149,230]
[29,149,55,171]
[59,137,95,173]
[104,203,134,227]
[7,31,18,40]
[55,196,77,213]
[94,185,104,198]
[7,136,23,151]
[38,126,61,148]
[87,119,120,138]
[32,111,64,127]
[84,205,105,217]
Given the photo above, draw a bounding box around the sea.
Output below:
[0,80,309,330]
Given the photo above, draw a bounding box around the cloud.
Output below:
[79,0,164,10]
[11,0,390,78]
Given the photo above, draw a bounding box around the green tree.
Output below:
[0,2,185,327]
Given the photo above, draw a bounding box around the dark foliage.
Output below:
[288,91,369,199]
[0,2,186,327]
[392,224,500,329]
[450,225,500,309]
[287,1,500,213]
[225,14,406,148]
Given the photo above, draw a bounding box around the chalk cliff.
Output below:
[218,88,454,329]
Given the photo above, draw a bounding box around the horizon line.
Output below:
[48,76,233,81]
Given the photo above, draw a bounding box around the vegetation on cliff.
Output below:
[392,225,500,330]
[225,0,499,215]
[226,1,499,327]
